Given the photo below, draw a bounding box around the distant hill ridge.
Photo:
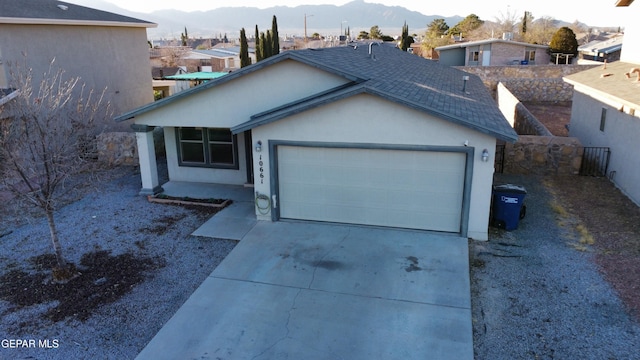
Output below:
[67,0,465,39]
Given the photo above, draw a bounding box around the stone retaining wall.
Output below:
[97,132,138,166]
[502,78,573,102]
[503,136,583,176]
[495,81,584,176]
[461,64,599,101]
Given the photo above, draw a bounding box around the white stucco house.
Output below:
[564,0,640,206]
[116,43,518,241]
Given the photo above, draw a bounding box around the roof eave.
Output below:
[232,84,518,143]
[116,51,367,122]
[367,88,519,142]
[436,39,548,51]
[563,76,640,108]
[616,0,634,6]
[231,83,367,134]
[0,17,157,28]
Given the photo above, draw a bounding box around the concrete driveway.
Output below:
[136,221,472,360]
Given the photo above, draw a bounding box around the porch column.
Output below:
[132,124,163,195]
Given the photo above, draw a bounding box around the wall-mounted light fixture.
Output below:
[255,140,262,152]
[481,149,489,162]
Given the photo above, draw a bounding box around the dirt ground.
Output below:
[523,101,572,137]
[544,176,640,320]
[515,103,640,318]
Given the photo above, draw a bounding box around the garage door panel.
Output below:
[277,146,466,232]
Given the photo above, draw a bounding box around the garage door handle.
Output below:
[272,194,277,209]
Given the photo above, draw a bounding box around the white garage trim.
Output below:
[269,140,474,236]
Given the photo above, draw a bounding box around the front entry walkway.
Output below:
[158,181,256,240]
[135,221,473,360]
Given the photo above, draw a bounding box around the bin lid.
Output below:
[493,184,527,194]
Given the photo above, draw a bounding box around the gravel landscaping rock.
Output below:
[2,165,639,359]
[0,165,236,359]
[471,174,640,359]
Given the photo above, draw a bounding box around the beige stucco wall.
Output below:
[133,60,500,239]
[131,60,350,185]
[251,94,497,241]
[621,10,640,64]
[496,82,519,128]
[133,60,349,129]
[569,90,640,206]
[0,24,153,132]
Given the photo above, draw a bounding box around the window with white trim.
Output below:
[468,46,480,65]
[176,127,238,169]
[524,48,537,64]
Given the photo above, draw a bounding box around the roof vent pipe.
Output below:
[369,41,380,59]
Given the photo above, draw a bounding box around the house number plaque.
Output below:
[259,155,264,184]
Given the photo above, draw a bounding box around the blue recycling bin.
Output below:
[491,184,527,230]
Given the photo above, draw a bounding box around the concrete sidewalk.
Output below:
[159,181,257,241]
[136,221,472,360]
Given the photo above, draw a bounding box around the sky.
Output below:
[67,0,635,28]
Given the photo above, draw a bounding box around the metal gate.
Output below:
[495,143,505,174]
[579,147,611,177]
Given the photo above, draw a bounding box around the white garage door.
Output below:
[276,145,467,232]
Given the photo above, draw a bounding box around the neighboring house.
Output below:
[149,46,191,69]
[0,0,156,132]
[436,39,550,67]
[163,71,229,87]
[183,48,255,72]
[564,0,640,206]
[152,67,187,80]
[152,67,189,99]
[409,42,438,60]
[578,35,623,63]
[116,43,517,241]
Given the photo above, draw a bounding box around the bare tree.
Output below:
[0,57,111,280]
[478,7,521,41]
[161,46,190,67]
[524,16,559,45]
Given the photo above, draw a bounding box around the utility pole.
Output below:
[304,13,313,44]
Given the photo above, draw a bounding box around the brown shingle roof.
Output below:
[564,61,640,107]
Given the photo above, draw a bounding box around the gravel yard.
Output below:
[472,174,640,359]
[0,165,236,359]
[1,165,639,359]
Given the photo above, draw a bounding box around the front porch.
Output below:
[158,181,254,202]
[133,126,253,196]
